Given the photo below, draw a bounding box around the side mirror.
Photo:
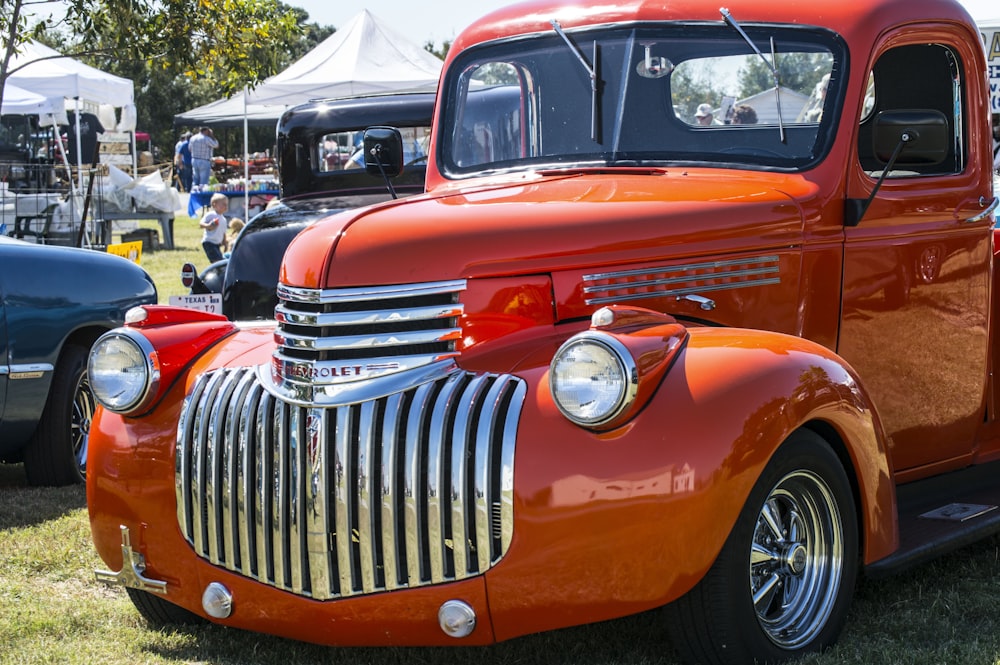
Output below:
[872,110,949,166]
[363,126,404,178]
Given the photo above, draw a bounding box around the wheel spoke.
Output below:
[760,499,785,541]
[752,572,781,610]
[750,541,779,566]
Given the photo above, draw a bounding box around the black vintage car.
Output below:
[0,236,157,485]
[184,92,434,321]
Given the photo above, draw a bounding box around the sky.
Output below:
[293,0,999,48]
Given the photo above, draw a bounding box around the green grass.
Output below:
[2,453,1000,664]
[126,212,209,303]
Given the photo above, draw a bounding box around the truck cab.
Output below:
[88,1,999,663]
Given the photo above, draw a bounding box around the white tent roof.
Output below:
[0,81,59,115]
[246,10,442,106]
[174,95,285,128]
[5,40,134,107]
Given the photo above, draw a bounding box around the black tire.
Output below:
[23,344,93,486]
[126,588,206,627]
[665,429,858,665]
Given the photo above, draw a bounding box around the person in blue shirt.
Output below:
[174,131,192,192]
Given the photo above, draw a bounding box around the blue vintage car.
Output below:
[0,236,157,485]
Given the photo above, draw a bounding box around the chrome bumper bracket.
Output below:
[94,525,168,595]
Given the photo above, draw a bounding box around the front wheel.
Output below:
[666,430,858,665]
[23,344,93,486]
[126,588,205,626]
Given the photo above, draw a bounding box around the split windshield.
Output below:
[439,23,843,176]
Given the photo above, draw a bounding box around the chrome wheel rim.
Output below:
[749,469,844,648]
[72,371,94,478]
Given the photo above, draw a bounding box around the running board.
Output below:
[865,459,1000,578]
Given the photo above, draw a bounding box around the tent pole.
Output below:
[73,97,84,193]
[243,87,249,219]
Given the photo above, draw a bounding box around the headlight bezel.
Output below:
[549,331,638,427]
[88,329,160,415]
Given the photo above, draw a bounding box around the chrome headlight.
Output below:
[549,332,637,426]
[88,330,160,414]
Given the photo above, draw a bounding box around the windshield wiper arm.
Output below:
[720,8,786,142]
[551,20,602,143]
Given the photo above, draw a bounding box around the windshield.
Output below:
[439,23,844,176]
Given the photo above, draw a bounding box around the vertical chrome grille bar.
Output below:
[218,369,245,566]
[427,373,468,583]
[403,381,436,586]
[498,381,524,554]
[379,393,405,590]
[254,391,274,584]
[333,406,355,596]
[272,402,289,588]
[473,379,502,573]
[288,405,304,594]
[176,373,210,544]
[450,374,491,579]
[237,378,263,577]
[192,371,227,559]
[357,400,378,593]
[305,407,333,599]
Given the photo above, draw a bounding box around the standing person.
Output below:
[731,104,758,125]
[199,193,229,262]
[173,131,192,192]
[222,217,245,256]
[189,126,219,188]
[694,103,717,126]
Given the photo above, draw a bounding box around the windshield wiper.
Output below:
[720,8,786,142]
[551,20,602,144]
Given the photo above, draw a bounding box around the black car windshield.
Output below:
[439,23,844,176]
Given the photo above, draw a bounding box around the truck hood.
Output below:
[279,169,816,289]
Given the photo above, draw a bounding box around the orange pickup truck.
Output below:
[85,0,999,663]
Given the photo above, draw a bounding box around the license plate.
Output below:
[169,293,223,315]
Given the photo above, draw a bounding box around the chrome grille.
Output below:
[272,281,466,392]
[175,366,524,599]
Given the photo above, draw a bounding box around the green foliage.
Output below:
[0,0,339,158]
[737,52,832,97]
[423,40,452,61]
[668,62,727,121]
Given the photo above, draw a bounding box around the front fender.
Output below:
[487,325,894,642]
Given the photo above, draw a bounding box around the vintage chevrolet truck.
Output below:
[86,0,1000,663]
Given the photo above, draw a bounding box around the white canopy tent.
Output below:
[4,39,136,190]
[174,96,285,128]
[245,9,442,107]
[176,10,442,214]
[0,82,59,116]
[5,40,134,107]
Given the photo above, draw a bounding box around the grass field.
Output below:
[128,210,211,303]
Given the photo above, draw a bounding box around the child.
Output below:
[223,217,245,257]
[199,193,228,262]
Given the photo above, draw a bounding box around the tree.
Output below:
[2,0,347,156]
[670,61,728,121]
[736,52,831,98]
[1,0,302,126]
[423,40,451,61]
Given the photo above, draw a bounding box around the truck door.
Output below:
[840,32,994,476]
